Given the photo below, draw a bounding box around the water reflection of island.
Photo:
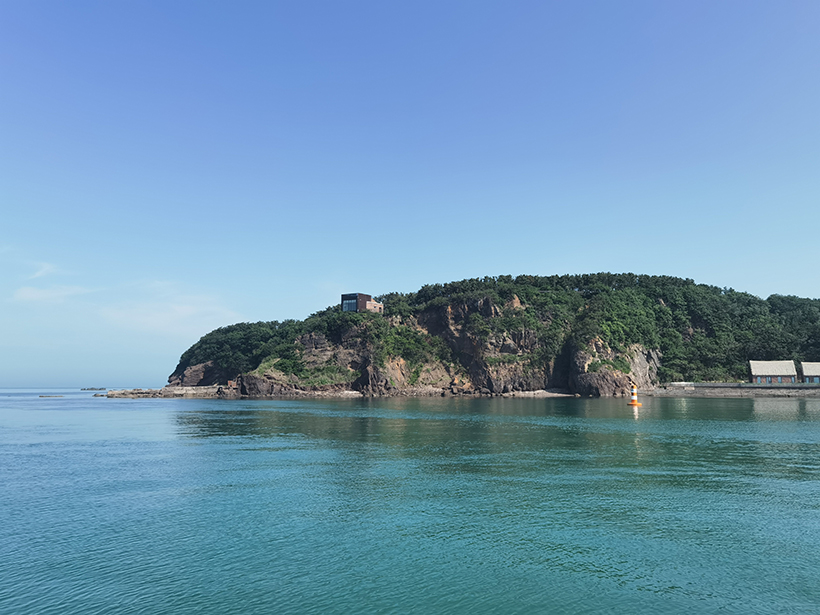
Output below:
[170,397,820,486]
[753,398,819,420]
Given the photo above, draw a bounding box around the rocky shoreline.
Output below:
[106,385,575,399]
[106,383,820,400]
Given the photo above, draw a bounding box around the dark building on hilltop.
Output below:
[341,293,384,314]
[749,360,796,384]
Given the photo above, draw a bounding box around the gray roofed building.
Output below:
[749,360,797,383]
[802,362,820,376]
[749,360,796,376]
[801,362,820,383]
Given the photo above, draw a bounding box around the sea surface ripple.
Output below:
[2,390,820,614]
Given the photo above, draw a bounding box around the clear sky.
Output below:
[2,1,819,387]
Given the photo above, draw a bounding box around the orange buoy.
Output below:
[627,385,642,407]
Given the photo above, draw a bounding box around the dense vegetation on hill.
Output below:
[172,273,820,385]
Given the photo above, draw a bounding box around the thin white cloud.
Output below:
[99,298,242,338]
[12,286,90,302]
[10,277,241,341]
[97,281,242,338]
[29,262,59,279]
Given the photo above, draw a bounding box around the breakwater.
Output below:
[650,382,820,398]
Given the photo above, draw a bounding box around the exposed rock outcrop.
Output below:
[569,339,661,397]
[167,295,662,398]
[167,361,227,387]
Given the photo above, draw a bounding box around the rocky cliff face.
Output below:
[569,339,661,397]
[414,298,555,394]
[168,295,662,397]
[168,360,227,387]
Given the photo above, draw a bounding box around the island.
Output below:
[108,273,820,400]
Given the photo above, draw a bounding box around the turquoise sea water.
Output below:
[2,390,820,614]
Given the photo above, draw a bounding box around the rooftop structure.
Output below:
[341,293,384,314]
[749,360,796,384]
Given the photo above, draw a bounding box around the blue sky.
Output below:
[2,1,819,387]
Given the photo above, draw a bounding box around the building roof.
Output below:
[802,362,820,377]
[749,360,796,376]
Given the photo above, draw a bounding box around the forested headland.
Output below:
[168,273,820,397]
